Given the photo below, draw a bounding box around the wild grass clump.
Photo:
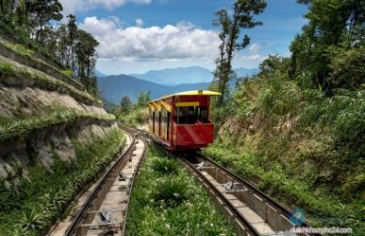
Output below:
[204,140,364,235]
[151,178,190,207]
[0,128,125,235]
[150,158,179,175]
[118,107,149,127]
[0,109,115,142]
[126,145,236,236]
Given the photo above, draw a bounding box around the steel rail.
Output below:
[144,130,320,236]
[194,152,320,236]
[120,128,149,236]
[64,126,139,236]
[177,154,260,236]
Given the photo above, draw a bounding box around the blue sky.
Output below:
[59,0,308,75]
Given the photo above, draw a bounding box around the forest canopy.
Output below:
[0,0,100,95]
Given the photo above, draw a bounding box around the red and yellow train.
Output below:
[148,90,220,150]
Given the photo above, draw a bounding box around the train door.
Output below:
[158,111,161,136]
[152,111,155,133]
[166,112,170,140]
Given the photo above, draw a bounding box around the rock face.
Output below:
[0,36,117,186]
[0,87,106,119]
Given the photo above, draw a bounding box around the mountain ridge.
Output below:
[98,74,210,104]
[119,66,258,85]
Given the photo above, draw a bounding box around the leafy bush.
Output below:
[150,158,179,175]
[151,178,190,207]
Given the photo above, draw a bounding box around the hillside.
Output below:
[98,74,210,103]
[0,34,124,235]
[129,66,258,86]
[204,1,365,234]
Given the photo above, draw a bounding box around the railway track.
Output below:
[60,126,148,236]
[144,131,318,236]
[177,152,321,236]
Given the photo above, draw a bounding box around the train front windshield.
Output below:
[174,106,209,124]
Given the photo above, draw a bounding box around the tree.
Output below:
[290,0,365,91]
[75,29,99,93]
[137,91,151,107]
[66,14,77,71]
[213,0,266,105]
[26,0,63,41]
[120,96,132,113]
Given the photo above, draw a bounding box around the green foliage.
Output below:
[120,96,132,113]
[12,44,35,58]
[117,107,149,127]
[0,61,13,75]
[60,69,73,77]
[0,1,100,95]
[126,145,236,235]
[150,157,180,175]
[151,178,190,207]
[0,61,100,104]
[290,0,365,91]
[0,128,125,235]
[329,48,365,90]
[203,144,364,235]
[0,109,115,142]
[137,91,151,107]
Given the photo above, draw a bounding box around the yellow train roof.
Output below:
[149,90,221,103]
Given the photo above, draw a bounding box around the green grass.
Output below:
[125,145,236,236]
[0,127,125,236]
[0,109,115,142]
[60,69,73,77]
[0,61,101,105]
[118,107,149,127]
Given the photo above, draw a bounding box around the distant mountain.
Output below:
[95,70,107,78]
[130,66,258,86]
[98,74,209,104]
[130,66,213,86]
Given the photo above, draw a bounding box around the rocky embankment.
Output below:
[0,36,124,235]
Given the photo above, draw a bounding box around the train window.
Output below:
[198,106,209,123]
[174,106,209,124]
[188,107,195,124]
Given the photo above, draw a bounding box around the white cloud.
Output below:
[234,43,267,69]
[60,0,151,14]
[135,18,143,27]
[80,16,220,62]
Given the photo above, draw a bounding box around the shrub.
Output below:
[150,158,179,175]
[151,178,190,207]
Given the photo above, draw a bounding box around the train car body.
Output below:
[148,90,220,150]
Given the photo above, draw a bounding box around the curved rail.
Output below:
[121,129,149,236]
[63,126,147,236]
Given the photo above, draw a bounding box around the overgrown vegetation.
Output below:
[0,0,99,96]
[115,92,150,127]
[126,145,236,235]
[207,0,365,235]
[0,109,115,142]
[0,61,101,105]
[0,128,125,235]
